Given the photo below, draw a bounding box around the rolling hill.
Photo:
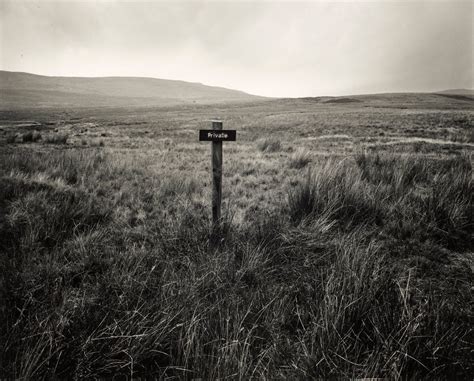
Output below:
[1,71,472,110]
[0,71,265,109]
[434,88,474,96]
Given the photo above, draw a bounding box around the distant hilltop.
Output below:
[434,89,474,96]
[0,70,265,109]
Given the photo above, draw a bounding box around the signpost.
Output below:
[199,120,236,241]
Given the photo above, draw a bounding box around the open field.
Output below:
[0,94,473,379]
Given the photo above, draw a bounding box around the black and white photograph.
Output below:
[0,0,472,379]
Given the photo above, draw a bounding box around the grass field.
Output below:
[0,94,473,379]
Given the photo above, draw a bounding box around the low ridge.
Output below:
[0,70,265,109]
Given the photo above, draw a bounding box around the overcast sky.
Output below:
[0,0,472,97]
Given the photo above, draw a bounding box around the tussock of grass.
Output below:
[289,159,382,227]
[5,134,16,143]
[43,132,69,144]
[289,153,472,249]
[0,149,472,379]
[289,148,312,169]
[158,175,198,199]
[21,130,41,143]
[256,137,282,153]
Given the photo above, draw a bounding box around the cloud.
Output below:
[1,1,472,96]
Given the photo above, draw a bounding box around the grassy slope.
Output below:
[0,95,473,379]
[0,71,264,109]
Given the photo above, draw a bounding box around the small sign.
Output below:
[199,129,236,142]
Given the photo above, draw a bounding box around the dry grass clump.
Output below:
[21,130,42,143]
[289,158,382,227]
[290,153,472,250]
[158,176,198,201]
[467,128,474,143]
[256,137,282,153]
[289,148,312,169]
[43,132,69,144]
[0,149,472,379]
[5,131,42,143]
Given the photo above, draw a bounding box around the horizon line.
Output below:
[1,69,472,99]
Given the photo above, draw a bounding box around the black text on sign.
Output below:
[199,129,237,142]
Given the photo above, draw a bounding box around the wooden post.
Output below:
[198,121,236,246]
[211,120,223,229]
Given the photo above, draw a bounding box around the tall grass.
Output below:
[288,159,382,228]
[290,153,472,249]
[43,132,69,144]
[0,149,472,379]
[21,130,42,143]
[256,137,282,153]
[289,148,312,169]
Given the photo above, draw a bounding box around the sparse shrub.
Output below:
[44,133,69,144]
[257,137,281,153]
[289,148,312,169]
